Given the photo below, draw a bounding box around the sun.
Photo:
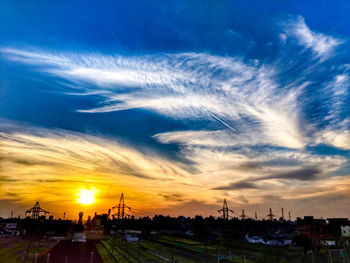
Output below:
[77,188,97,205]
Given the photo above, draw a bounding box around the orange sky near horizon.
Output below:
[1,121,350,220]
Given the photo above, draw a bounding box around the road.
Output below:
[48,240,103,263]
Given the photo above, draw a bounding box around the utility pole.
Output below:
[281,207,284,220]
[289,211,291,221]
[255,212,257,221]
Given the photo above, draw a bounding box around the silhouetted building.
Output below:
[327,218,350,237]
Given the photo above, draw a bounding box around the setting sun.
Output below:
[77,188,97,205]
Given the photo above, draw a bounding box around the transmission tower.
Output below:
[25,201,50,219]
[113,193,131,219]
[218,199,234,220]
[240,209,248,220]
[267,208,276,221]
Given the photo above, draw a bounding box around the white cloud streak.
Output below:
[1,48,306,149]
[287,16,342,59]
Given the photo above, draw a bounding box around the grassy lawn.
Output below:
[98,235,276,262]
[95,242,117,263]
[0,238,56,263]
[139,239,217,263]
[0,240,26,263]
[151,235,245,262]
[151,235,303,263]
[102,235,162,262]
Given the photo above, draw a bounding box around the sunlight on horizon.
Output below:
[77,188,97,205]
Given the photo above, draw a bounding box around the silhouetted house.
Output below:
[2,222,23,236]
[327,218,350,246]
[91,213,108,230]
[327,218,350,237]
[296,216,349,247]
[341,226,350,237]
[296,216,329,246]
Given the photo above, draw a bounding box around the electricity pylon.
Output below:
[240,209,248,220]
[25,201,50,219]
[267,208,276,221]
[218,199,234,220]
[113,193,131,219]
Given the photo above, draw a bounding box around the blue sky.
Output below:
[0,0,349,219]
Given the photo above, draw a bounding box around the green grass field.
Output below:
[98,235,253,262]
[144,235,303,263]
[2,235,338,263]
[0,238,56,263]
[99,235,162,262]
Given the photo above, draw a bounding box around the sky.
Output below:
[0,0,349,220]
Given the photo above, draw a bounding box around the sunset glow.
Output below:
[77,188,97,205]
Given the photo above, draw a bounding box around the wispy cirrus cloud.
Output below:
[286,16,344,59]
[285,16,343,59]
[1,47,306,149]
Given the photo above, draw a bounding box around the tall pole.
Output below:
[255,212,257,221]
[289,212,291,221]
[281,207,284,219]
